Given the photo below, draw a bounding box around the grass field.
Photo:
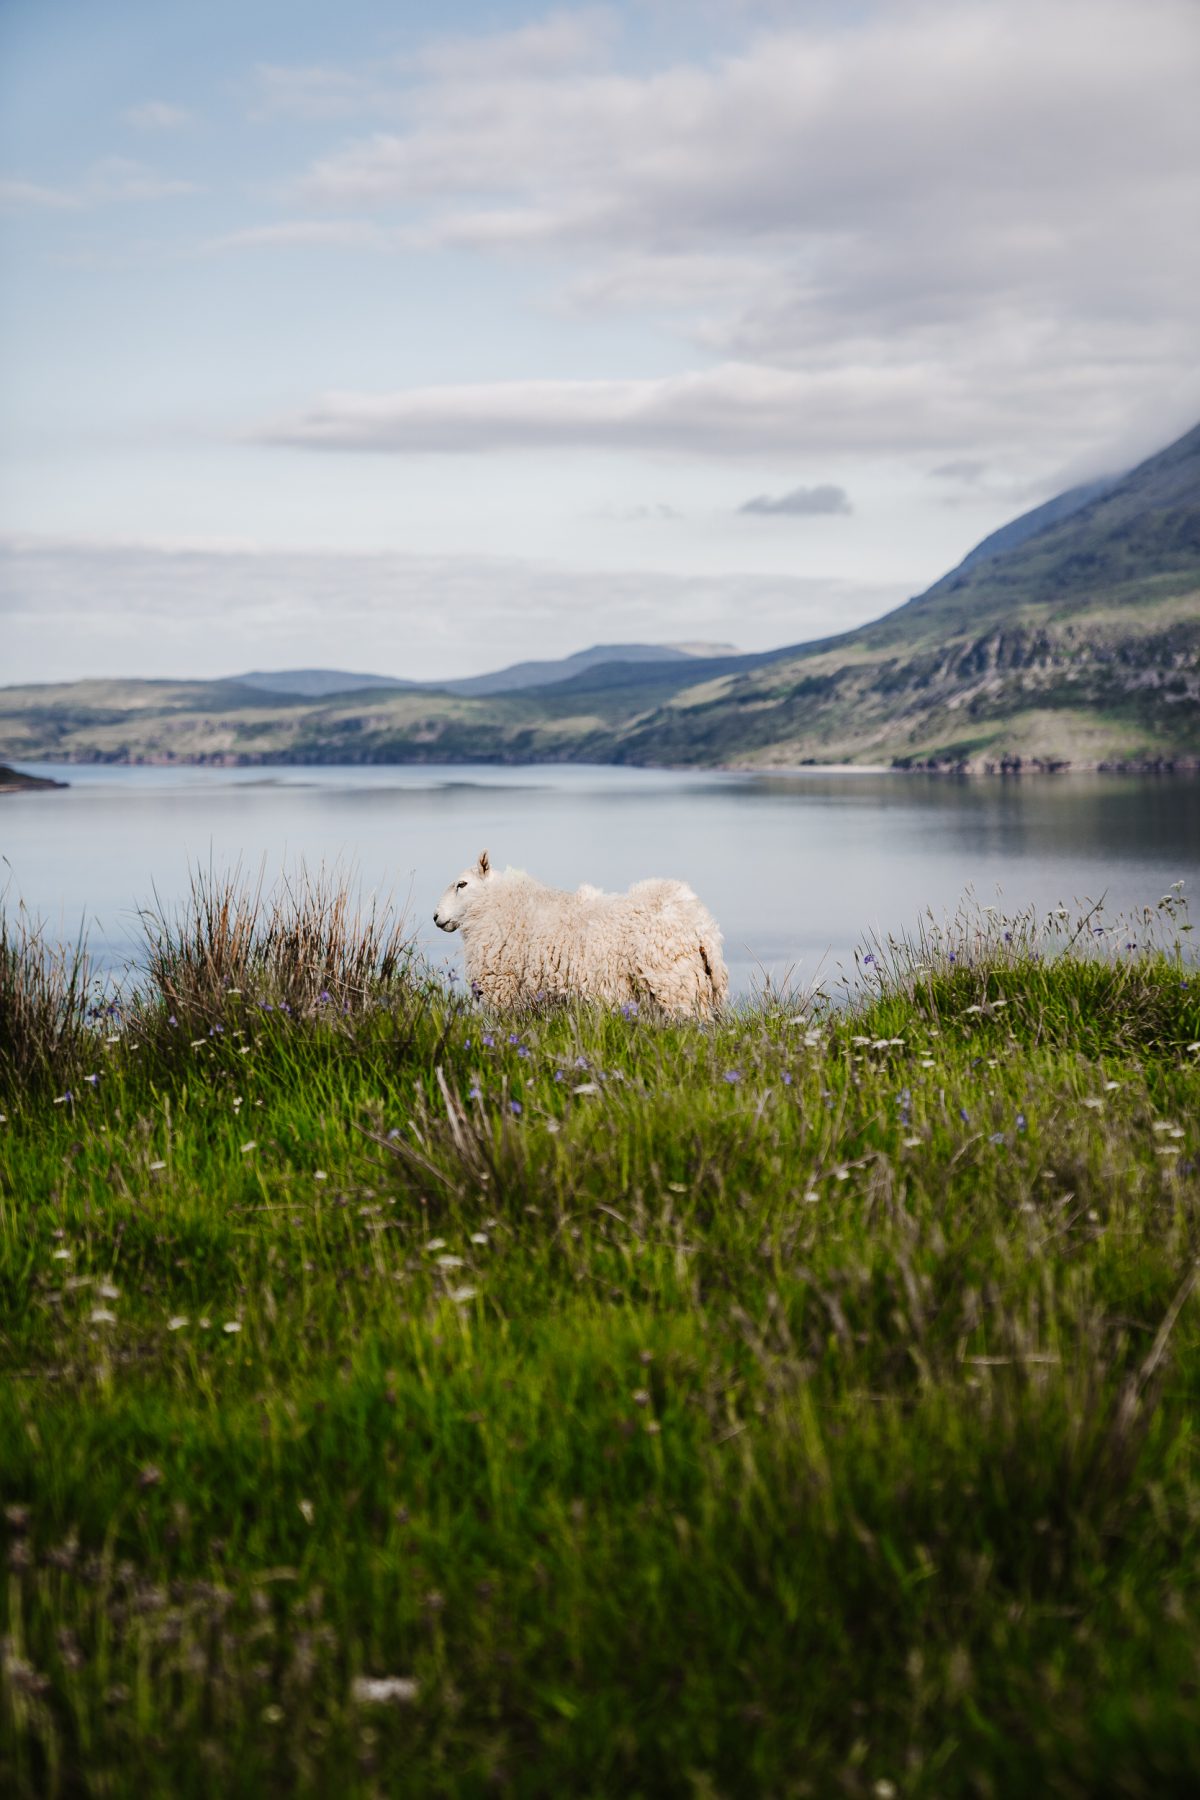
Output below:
[2,881,1199,1797]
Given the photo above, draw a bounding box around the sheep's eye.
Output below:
[456,880,468,890]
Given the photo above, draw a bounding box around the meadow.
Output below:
[1,876,1198,1797]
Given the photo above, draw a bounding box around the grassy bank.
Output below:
[1,884,1199,1797]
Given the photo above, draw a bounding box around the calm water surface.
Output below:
[3,764,1198,994]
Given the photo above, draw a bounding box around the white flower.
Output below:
[239,1141,257,1154]
[167,1316,189,1331]
[223,1320,242,1333]
[903,1137,922,1148]
[351,1675,419,1705]
[97,1282,119,1300]
[436,1255,465,1269]
[449,1285,477,1304]
[90,1308,117,1325]
[52,1248,71,1260]
[149,1160,166,1172]
[469,1232,488,1246]
[425,1237,446,1251]
[572,1082,600,1094]
[314,1170,327,1181]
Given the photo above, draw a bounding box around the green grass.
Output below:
[2,893,1199,1797]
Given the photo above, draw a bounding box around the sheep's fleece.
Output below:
[434,851,728,1017]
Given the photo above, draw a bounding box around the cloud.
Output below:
[252,362,991,460]
[274,0,1198,472]
[205,219,390,254]
[739,484,851,517]
[0,534,903,684]
[930,460,988,485]
[123,101,192,131]
[1,159,198,212]
[0,177,78,211]
[248,64,385,121]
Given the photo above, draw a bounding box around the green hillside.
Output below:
[2,422,1198,773]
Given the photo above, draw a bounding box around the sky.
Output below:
[1,0,1198,685]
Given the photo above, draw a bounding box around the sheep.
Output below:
[433,850,729,1018]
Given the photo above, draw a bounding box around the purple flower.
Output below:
[782,1071,793,1086]
[863,953,875,966]
[724,1070,741,1084]
[508,1034,520,1046]
[621,1001,639,1019]
[517,1045,531,1060]
[949,953,957,964]
[168,1015,178,1027]
[84,1073,99,1085]
[510,1100,522,1116]
[464,1038,471,1050]
[1016,1111,1027,1133]
[959,1108,969,1123]
[468,1085,482,1101]
[318,990,330,1004]
[989,1132,1005,1145]
[482,1034,495,1048]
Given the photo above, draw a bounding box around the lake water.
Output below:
[2,763,1197,994]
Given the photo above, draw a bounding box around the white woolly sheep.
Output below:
[434,850,729,1018]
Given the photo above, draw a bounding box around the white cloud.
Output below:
[205,219,390,254]
[123,101,192,131]
[268,0,1198,472]
[0,535,900,684]
[0,177,78,211]
[1,159,199,212]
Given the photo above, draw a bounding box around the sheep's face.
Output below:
[434,849,491,932]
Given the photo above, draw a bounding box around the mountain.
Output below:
[2,423,1196,773]
[442,641,737,697]
[229,643,738,702]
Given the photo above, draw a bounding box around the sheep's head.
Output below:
[433,849,491,932]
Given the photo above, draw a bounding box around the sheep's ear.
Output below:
[477,849,491,875]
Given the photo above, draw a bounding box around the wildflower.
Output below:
[1082,1098,1104,1110]
[920,1058,936,1069]
[436,1255,465,1269]
[351,1676,419,1706]
[53,1093,72,1105]
[468,1084,482,1100]
[149,1160,166,1172]
[314,1170,327,1181]
[573,1082,599,1095]
[167,1317,189,1331]
[863,953,876,966]
[723,1070,742,1084]
[97,1282,119,1300]
[517,1045,531,1059]
[508,1034,520,1046]
[240,1141,257,1154]
[1016,1112,1027,1132]
[510,1100,523,1115]
[84,1073,99,1085]
[223,1321,242,1334]
[989,1132,1006,1146]
[89,1308,117,1326]
[482,1034,495,1047]
[621,1001,639,1019]
[426,1238,447,1251]
[52,1248,71,1260]
[782,1071,793,1086]
[470,1232,488,1245]
[298,1498,314,1524]
[449,1285,477,1304]
[168,1015,177,1026]
[903,1137,922,1149]
[959,1108,969,1123]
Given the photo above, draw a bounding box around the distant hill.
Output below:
[229,642,739,703]
[2,425,1196,773]
[232,669,416,699]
